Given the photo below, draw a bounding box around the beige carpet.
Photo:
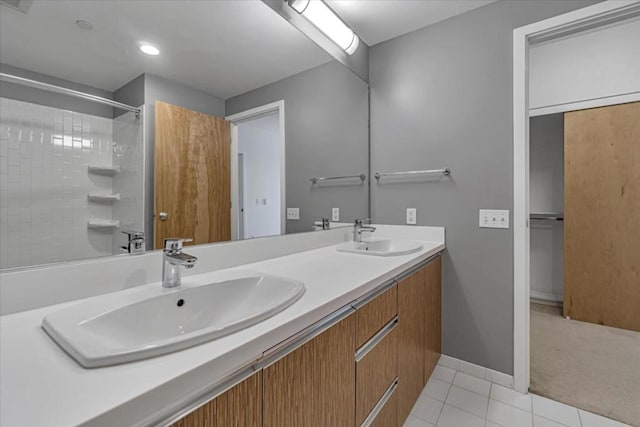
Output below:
[530,303,640,426]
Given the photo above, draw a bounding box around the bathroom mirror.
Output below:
[0,0,369,269]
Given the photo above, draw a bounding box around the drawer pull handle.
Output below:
[355,316,398,362]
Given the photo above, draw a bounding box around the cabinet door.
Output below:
[397,267,426,425]
[172,372,262,427]
[263,315,356,427]
[424,256,442,382]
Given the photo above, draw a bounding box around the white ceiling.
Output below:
[326,0,496,46]
[0,1,333,99]
[0,0,497,100]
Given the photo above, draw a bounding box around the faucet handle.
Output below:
[122,230,145,239]
[163,238,193,253]
[354,218,372,226]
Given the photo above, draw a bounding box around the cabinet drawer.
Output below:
[355,284,397,348]
[369,384,397,427]
[356,319,398,426]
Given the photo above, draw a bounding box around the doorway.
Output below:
[513,3,640,425]
[227,101,285,241]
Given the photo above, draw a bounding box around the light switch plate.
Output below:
[287,208,299,220]
[406,208,417,225]
[332,208,339,222]
[479,209,509,229]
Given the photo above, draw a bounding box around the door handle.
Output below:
[159,212,169,221]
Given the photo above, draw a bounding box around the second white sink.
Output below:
[336,239,423,256]
[42,273,305,368]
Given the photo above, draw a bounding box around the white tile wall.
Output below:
[112,109,144,253]
[0,98,142,268]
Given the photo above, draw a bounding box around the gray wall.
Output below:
[0,63,114,118]
[369,0,598,374]
[227,61,369,233]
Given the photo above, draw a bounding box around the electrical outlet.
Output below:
[479,209,509,229]
[287,207,299,220]
[406,208,417,225]
[332,208,339,222]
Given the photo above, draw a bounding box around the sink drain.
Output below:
[176,299,185,307]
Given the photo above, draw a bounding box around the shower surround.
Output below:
[0,98,143,268]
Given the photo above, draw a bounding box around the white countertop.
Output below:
[0,235,444,427]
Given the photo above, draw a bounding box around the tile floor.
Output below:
[404,362,632,427]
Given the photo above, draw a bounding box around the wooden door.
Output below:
[424,256,442,382]
[154,101,231,249]
[263,315,356,427]
[172,372,261,427]
[564,102,640,331]
[397,267,426,425]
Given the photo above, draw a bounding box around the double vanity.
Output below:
[0,225,444,426]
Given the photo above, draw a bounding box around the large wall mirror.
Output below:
[0,0,370,269]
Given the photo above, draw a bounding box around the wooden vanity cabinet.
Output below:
[424,256,442,382]
[397,256,442,426]
[172,255,441,427]
[172,372,262,427]
[355,285,398,426]
[263,314,356,427]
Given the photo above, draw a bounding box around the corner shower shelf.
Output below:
[88,165,120,175]
[87,219,120,229]
[87,193,120,202]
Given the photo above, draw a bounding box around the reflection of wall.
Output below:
[368,0,597,375]
[530,114,564,302]
[0,63,114,118]
[227,61,369,233]
[0,97,114,268]
[112,110,145,253]
[238,113,281,239]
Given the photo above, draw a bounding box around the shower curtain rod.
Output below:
[0,73,141,117]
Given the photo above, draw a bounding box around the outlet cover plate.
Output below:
[332,208,339,222]
[287,208,299,220]
[479,209,509,229]
[406,208,417,225]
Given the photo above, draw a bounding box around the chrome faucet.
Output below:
[353,218,376,243]
[162,238,198,288]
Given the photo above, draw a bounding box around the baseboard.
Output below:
[438,354,514,388]
[530,290,562,303]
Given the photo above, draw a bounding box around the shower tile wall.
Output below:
[0,98,115,268]
[112,110,144,253]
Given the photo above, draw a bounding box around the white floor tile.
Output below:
[453,372,491,396]
[486,369,514,388]
[404,414,436,427]
[432,365,456,383]
[490,383,532,412]
[446,385,489,418]
[487,399,533,427]
[578,409,631,427]
[411,393,445,424]
[532,395,580,427]
[533,415,567,427]
[424,377,452,401]
[436,404,485,427]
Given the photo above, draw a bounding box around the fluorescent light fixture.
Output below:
[139,44,160,56]
[288,0,360,55]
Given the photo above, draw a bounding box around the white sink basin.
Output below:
[336,239,423,256]
[42,273,305,368]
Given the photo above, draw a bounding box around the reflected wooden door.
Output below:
[154,101,231,249]
[564,102,640,331]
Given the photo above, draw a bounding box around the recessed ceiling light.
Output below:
[140,44,160,56]
[75,20,93,30]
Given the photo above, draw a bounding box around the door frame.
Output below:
[512,0,640,393]
[226,100,286,241]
